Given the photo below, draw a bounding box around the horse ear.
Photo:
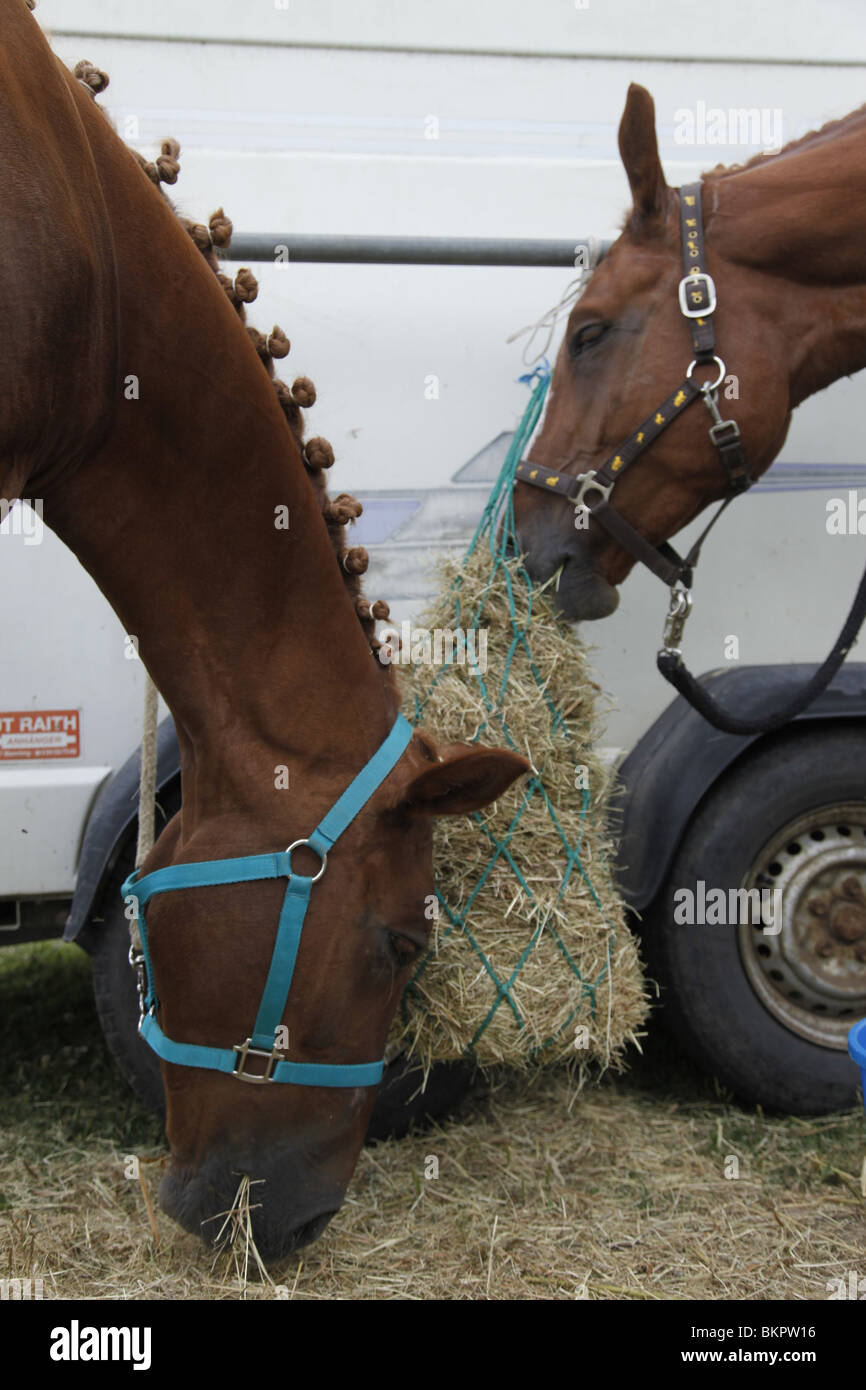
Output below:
[396,744,529,818]
[618,83,669,225]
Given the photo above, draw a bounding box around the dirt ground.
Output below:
[1,940,864,1300]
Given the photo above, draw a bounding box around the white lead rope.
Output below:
[128,673,159,966]
[135,673,159,870]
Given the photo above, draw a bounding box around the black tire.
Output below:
[90,843,166,1117]
[640,725,866,1115]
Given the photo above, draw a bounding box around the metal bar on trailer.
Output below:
[225,233,612,266]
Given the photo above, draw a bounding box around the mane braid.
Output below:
[704,103,866,180]
[71,57,396,661]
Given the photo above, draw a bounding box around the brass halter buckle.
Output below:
[232,1037,281,1083]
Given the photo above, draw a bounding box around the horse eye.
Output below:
[569,322,609,358]
[387,932,422,967]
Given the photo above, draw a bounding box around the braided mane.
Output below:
[73,57,394,657]
[704,103,866,181]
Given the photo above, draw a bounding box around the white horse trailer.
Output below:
[4,0,865,1114]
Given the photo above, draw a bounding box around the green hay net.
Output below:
[388,366,647,1072]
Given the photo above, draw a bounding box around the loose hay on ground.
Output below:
[2,948,863,1303]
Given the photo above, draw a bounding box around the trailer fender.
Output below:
[64,716,180,948]
[614,662,866,912]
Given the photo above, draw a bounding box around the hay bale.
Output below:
[386,542,649,1077]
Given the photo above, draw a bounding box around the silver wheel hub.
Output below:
[738,803,866,1049]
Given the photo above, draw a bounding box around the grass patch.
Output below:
[0,940,163,1152]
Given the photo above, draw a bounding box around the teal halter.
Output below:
[122,714,413,1086]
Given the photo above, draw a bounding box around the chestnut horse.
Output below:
[2,3,526,1261]
[515,83,866,631]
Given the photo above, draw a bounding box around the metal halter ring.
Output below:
[685,355,726,392]
[285,838,328,882]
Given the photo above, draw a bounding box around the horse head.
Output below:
[144,730,526,1262]
[514,83,799,621]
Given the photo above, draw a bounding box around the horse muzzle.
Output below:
[158,1148,346,1264]
[552,554,621,622]
[517,521,620,621]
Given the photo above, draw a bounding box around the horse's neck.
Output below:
[710,116,866,403]
[40,78,395,835]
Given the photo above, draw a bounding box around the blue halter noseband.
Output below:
[122,714,413,1087]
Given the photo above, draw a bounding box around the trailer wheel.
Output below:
[640,725,866,1114]
[90,844,165,1117]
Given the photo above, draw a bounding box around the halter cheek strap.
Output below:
[123,713,413,1086]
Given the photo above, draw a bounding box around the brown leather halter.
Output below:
[515,183,866,736]
[515,181,751,603]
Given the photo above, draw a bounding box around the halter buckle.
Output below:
[660,583,693,658]
[232,1037,281,1083]
[572,471,613,517]
[678,271,717,318]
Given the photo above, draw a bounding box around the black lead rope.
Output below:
[655,186,866,734]
[515,180,865,736]
[657,558,866,736]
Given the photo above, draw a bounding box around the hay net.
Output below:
[387,364,648,1075]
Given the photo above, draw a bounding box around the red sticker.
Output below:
[0,710,80,760]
